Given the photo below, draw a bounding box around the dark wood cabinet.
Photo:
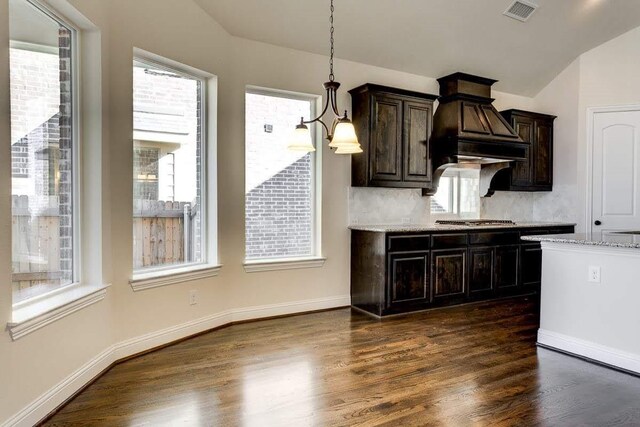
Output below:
[370,94,403,183]
[491,110,556,192]
[388,252,430,312]
[469,247,494,298]
[432,249,467,303]
[495,245,520,294]
[350,225,574,317]
[349,84,437,188]
[520,243,543,292]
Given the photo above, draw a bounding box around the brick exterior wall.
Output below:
[245,155,313,259]
[58,27,73,281]
[245,93,314,260]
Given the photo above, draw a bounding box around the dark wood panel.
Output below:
[469,231,520,246]
[431,233,468,249]
[370,94,403,183]
[432,249,467,299]
[534,121,553,186]
[351,231,387,316]
[388,252,429,312]
[511,118,534,186]
[495,245,520,291]
[521,243,542,289]
[469,246,494,295]
[388,234,430,252]
[403,101,432,183]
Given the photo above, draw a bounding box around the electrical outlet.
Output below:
[401,217,411,224]
[588,266,601,283]
[189,290,198,305]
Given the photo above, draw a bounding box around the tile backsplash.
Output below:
[349,187,431,225]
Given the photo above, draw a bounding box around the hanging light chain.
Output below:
[329,0,335,82]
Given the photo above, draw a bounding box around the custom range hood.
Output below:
[425,73,527,197]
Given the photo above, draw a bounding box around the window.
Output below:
[431,167,481,219]
[132,58,205,273]
[9,0,78,303]
[244,89,320,262]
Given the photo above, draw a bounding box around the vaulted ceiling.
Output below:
[194,0,640,96]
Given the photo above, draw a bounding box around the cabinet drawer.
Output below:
[431,233,468,249]
[469,231,519,246]
[388,234,430,252]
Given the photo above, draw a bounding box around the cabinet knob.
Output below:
[594,220,602,226]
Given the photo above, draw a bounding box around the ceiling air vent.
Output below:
[503,0,538,22]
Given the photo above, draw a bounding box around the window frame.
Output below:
[10,0,82,307]
[243,86,324,270]
[130,50,219,288]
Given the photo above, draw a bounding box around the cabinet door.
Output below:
[387,252,429,312]
[511,117,534,186]
[521,243,542,291]
[403,101,432,184]
[469,247,494,298]
[370,94,403,183]
[432,249,467,302]
[533,120,553,186]
[495,245,520,291]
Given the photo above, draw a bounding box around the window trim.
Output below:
[10,0,82,307]
[243,257,326,273]
[131,48,218,287]
[244,86,323,266]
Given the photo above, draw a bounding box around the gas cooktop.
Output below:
[435,219,516,226]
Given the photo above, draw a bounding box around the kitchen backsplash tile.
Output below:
[349,187,430,225]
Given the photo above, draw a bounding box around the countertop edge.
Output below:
[522,235,640,249]
[348,223,577,233]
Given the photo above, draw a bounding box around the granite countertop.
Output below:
[522,232,640,249]
[349,222,576,233]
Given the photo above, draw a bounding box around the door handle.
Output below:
[594,220,602,226]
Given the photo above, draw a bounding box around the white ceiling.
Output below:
[193,0,640,96]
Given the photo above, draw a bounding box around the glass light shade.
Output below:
[335,143,363,154]
[328,120,360,148]
[288,124,316,152]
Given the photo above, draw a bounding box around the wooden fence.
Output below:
[11,195,63,297]
[12,196,197,297]
[133,200,195,269]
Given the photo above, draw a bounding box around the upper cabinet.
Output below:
[491,109,556,191]
[349,84,438,188]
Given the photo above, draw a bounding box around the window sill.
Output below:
[130,264,222,291]
[243,257,326,273]
[8,284,110,341]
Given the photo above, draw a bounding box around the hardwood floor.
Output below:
[44,297,640,426]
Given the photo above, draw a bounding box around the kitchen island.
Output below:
[523,232,640,374]
[349,222,575,316]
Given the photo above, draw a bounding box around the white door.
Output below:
[591,109,640,235]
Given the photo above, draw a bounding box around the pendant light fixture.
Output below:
[287,0,362,154]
